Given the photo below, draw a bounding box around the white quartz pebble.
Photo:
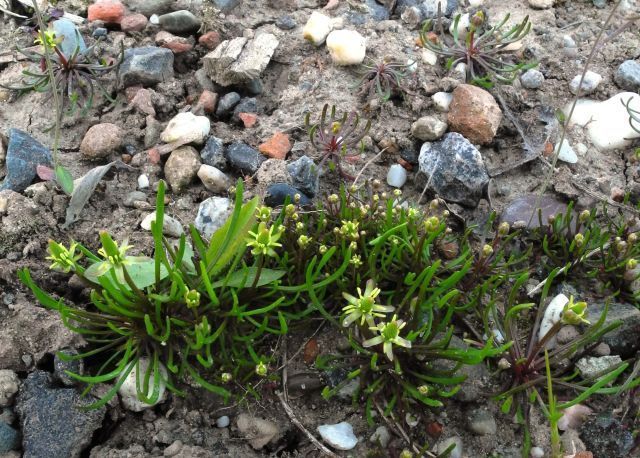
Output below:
[302,11,333,46]
[387,164,407,188]
[326,30,366,66]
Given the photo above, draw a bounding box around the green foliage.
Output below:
[19,180,296,408]
[305,104,371,180]
[420,12,536,87]
[353,57,410,103]
[1,27,123,117]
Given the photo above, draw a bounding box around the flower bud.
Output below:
[579,210,591,224]
[255,362,268,377]
[328,194,339,203]
[482,244,493,257]
[627,259,638,271]
[417,385,429,395]
[221,373,232,383]
[498,222,510,237]
[574,233,584,248]
[628,233,638,245]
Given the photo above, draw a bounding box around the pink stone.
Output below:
[155,31,194,54]
[120,13,148,32]
[198,31,221,50]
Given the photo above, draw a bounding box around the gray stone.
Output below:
[614,60,640,92]
[124,191,148,207]
[287,155,319,197]
[363,0,390,21]
[200,136,227,170]
[576,356,622,379]
[52,19,86,58]
[436,436,463,458]
[123,0,174,16]
[0,129,52,193]
[411,116,447,141]
[232,97,258,123]
[16,371,105,458]
[120,47,174,87]
[569,71,602,95]
[276,15,297,30]
[396,0,457,21]
[520,69,544,89]
[92,27,108,38]
[587,302,640,358]
[195,196,232,239]
[198,164,232,194]
[0,422,19,453]
[203,33,279,86]
[468,409,496,435]
[157,10,201,33]
[418,133,489,207]
[0,370,19,407]
[213,0,242,11]
[237,414,279,450]
[580,413,634,457]
[215,92,241,117]
[265,184,311,207]
[53,348,84,387]
[216,415,230,428]
[369,426,391,447]
[225,142,266,175]
[318,422,358,451]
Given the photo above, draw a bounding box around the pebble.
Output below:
[588,302,640,358]
[195,197,232,239]
[52,19,86,58]
[0,422,19,453]
[530,446,544,458]
[436,436,463,458]
[303,11,333,46]
[500,194,568,229]
[125,0,173,16]
[156,31,194,53]
[237,414,280,450]
[467,409,496,436]
[265,184,312,207]
[141,213,185,237]
[120,47,174,87]
[164,146,201,193]
[199,31,222,50]
[0,370,19,407]
[421,48,438,66]
[564,92,640,150]
[558,404,593,431]
[120,13,148,32]
[216,92,241,117]
[528,0,554,8]
[576,355,623,379]
[160,112,210,145]
[17,371,105,457]
[401,6,422,28]
[326,30,366,66]
[520,69,545,89]
[157,10,201,34]
[92,27,108,38]
[198,164,232,193]
[216,416,230,428]
[432,91,453,112]
[448,84,502,145]
[1,128,52,193]
[232,97,258,123]
[138,174,150,189]
[387,164,407,188]
[118,358,168,411]
[88,0,125,23]
[569,71,603,95]
[418,132,489,207]
[195,90,218,115]
[369,426,391,447]
[80,123,123,159]
[276,15,297,30]
[317,422,358,451]
[556,325,580,345]
[213,0,242,11]
[225,142,266,174]
[200,136,227,169]
[411,116,447,141]
[561,428,586,454]
[124,191,148,207]
[259,132,291,160]
[614,60,640,91]
[556,139,578,164]
[287,155,318,197]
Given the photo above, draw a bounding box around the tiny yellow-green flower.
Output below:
[562,295,589,325]
[363,314,411,361]
[342,279,394,328]
[246,222,283,257]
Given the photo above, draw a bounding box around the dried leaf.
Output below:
[63,160,134,228]
[303,338,320,364]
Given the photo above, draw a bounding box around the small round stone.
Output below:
[520,69,544,89]
[387,164,407,188]
[216,416,230,428]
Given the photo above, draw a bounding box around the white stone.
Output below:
[369,426,391,447]
[411,116,447,141]
[198,164,232,194]
[453,62,467,78]
[216,415,230,428]
[450,13,470,40]
[407,59,418,73]
[575,142,588,156]
[530,446,545,458]
[468,0,484,5]
[141,212,185,237]
[564,92,640,151]
[528,0,554,8]
[538,293,568,349]
[149,14,159,25]
[302,11,333,46]
[326,30,366,66]
[576,355,623,379]
[118,358,168,412]
[138,174,150,189]
[437,437,463,458]
[556,139,578,164]
[387,164,407,188]
[195,196,232,240]
[405,412,419,428]
[432,92,453,112]
[558,404,593,431]
[569,71,603,95]
[0,370,19,407]
[160,112,210,145]
[421,49,438,66]
[317,422,358,451]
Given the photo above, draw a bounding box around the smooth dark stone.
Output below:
[264,183,312,207]
[1,129,52,193]
[215,92,241,117]
[287,155,319,197]
[119,47,174,87]
[225,142,265,175]
[0,422,19,453]
[157,10,201,34]
[275,15,297,30]
[200,136,227,170]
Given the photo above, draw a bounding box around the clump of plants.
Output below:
[420,11,536,87]
[353,57,410,103]
[20,181,295,408]
[1,26,123,117]
[304,104,371,180]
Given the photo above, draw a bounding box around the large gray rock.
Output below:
[225,142,265,175]
[203,33,279,86]
[588,302,640,358]
[0,129,52,193]
[418,132,489,207]
[16,371,105,458]
[614,60,640,92]
[119,47,174,87]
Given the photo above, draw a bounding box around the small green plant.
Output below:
[1,27,123,117]
[19,180,296,408]
[305,104,371,180]
[353,57,410,103]
[420,12,535,87]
